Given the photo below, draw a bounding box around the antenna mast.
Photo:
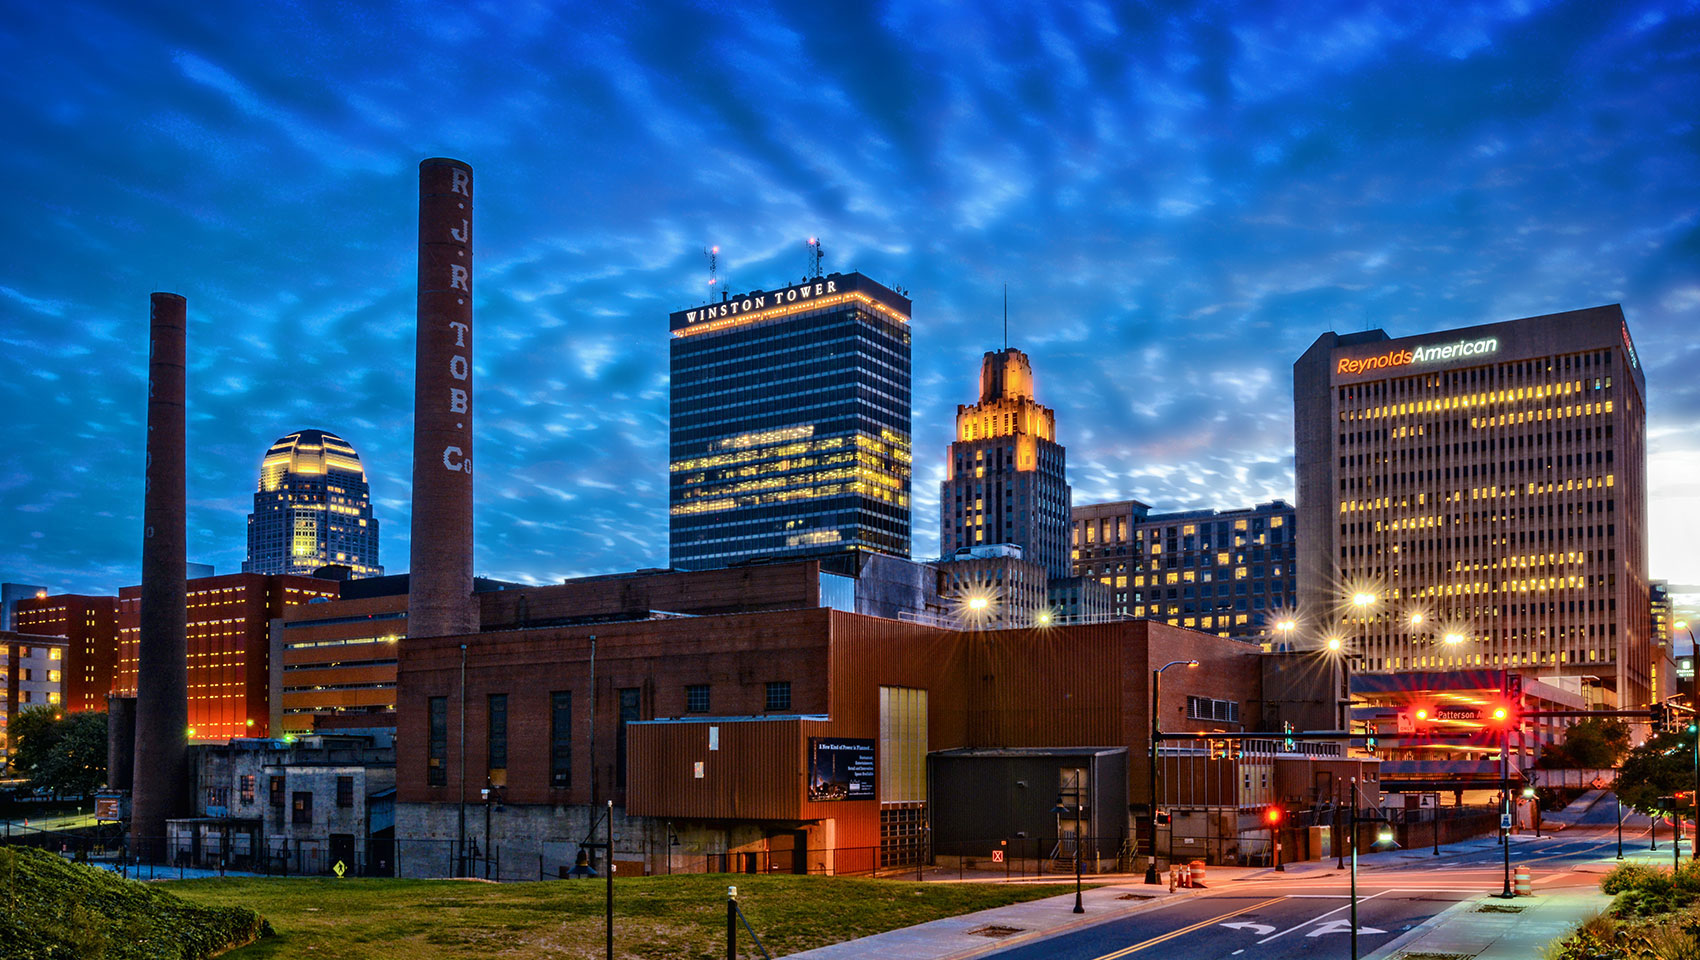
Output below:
[705,245,719,300]
[807,238,824,280]
[1003,283,1008,351]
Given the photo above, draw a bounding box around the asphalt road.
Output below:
[985,825,1633,960]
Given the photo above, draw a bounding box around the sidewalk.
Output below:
[1364,886,1610,960]
[781,871,1247,960]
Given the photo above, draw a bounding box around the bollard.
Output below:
[1190,860,1207,888]
[727,885,738,960]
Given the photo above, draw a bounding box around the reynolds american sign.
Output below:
[1337,336,1500,376]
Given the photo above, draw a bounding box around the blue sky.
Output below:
[3,1,1697,610]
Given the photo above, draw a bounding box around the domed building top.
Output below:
[258,429,368,492]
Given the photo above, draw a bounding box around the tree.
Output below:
[1539,718,1631,769]
[1614,729,1697,820]
[7,705,63,781]
[7,707,107,799]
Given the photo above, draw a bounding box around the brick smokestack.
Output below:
[409,158,477,637]
[131,291,189,855]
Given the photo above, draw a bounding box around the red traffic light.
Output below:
[1414,708,1429,722]
[1265,806,1283,825]
[1491,706,1510,722]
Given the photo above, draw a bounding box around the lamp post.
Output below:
[1345,591,1376,733]
[1054,779,1085,914]
[1274,619,1296,650]
[1144,659,1200,884]
[458,643,467,877]
[1683,621,1699,862]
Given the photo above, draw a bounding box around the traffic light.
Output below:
[1155,810,1171,826]
[1265,806,1284,826]
[1414,707,1429,724]
[1283,720,1295,752]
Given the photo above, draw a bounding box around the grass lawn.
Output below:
[169,873,1081,959]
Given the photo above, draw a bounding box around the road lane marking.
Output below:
[1256,891,1390,944]
[1219,920,1277,935]
[1306,918,1385,938]
[1086,896,1288,960]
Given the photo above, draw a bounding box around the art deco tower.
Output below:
[939,349,1071,579]
[243,429,382,577]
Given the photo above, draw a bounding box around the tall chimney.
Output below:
[409,159,477,638]
[131,291,189,856]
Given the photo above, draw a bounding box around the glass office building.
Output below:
[1294,304,1649,709]
[669,273,912,570]
[243,429,383,578]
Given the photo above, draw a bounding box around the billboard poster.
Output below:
[808,737,876,801]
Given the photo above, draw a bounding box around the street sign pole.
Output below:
[1499,672,1513,899]
[1349,776,1358,960]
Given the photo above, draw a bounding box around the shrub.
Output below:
[1604,863,1664,895]
[0,846,271,959]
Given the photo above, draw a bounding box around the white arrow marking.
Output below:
[1306,919,1386,938]
[1220,921,1277,935]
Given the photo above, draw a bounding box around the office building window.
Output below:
[550,691,572,789]
[427,695,448,787]
[765,681,792,712]
[487,693,508,784]
[292,791,313,825]
[238,775,255,806]
[617,688,640,787]
[686,684,710,714]
[269,775,285,808]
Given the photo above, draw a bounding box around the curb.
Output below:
[930,887,1202,960]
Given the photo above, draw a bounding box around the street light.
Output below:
[1145,659,1200,884]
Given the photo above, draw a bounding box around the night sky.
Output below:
[4,2,1697,610]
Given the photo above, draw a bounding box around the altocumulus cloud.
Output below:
[1,0,1695,609]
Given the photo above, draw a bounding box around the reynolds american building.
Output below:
[1294,304,1650,710]
[668,273,913,570]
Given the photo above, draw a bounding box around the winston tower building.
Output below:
[1294,304,1651,708]
[668,273,913,570]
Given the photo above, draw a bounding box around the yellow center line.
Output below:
[1087,896,1288,960]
